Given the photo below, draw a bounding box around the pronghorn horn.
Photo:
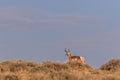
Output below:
[65,49,67,52]
[68,49,70,52]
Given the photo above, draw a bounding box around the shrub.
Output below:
[0,60,38,72]
[100,58,120,71]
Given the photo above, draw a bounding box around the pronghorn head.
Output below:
[65,49,71,57]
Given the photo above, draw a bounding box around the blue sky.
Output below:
[0,0,120,67]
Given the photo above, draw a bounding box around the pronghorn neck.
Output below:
[67,53,72,60]
[65,49,74,61]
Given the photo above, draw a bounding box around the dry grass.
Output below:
[0,58,119,80]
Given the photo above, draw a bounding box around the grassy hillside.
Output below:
[0,59,120,80]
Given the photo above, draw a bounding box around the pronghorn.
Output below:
[65,49,85,64]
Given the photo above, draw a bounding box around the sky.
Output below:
[0,0,120,67]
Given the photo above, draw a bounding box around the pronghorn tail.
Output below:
[80,56,85,64]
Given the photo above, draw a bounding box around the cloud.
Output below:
[0,6,99,30]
